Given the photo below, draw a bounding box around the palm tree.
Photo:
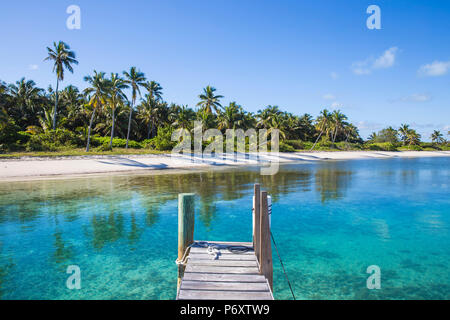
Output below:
[311,109,332,150]
[83,71,108,152]
[123,67,146,148]
[107,73,128,147]
[197,86,223,114]
[256,106,281,129]
[218,102,244,130]
[137,94,159,139]
[330,110,348,142]
[266,113,287,139]
[431,130,444,144]
[398,124,411,145]
[144,81,163,102]
[344,123,360,143]
[7,78,43,126]
[171,105,192,130]
[405,129,421,146]
[44,41,78,130]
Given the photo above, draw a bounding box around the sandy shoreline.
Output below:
[0,151,449,182]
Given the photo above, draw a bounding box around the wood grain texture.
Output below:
[178,240,273,300]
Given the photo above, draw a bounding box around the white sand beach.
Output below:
[0,151,449,181]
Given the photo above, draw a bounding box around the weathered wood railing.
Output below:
[253,183,273,292]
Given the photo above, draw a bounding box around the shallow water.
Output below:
[0,157,449,299]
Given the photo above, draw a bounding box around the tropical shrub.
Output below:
[146,126,176,151]
[0,120,23,151]
[92,136,143,149]
[279,142,295,152]
[25,129,83,151]
[398,145,423,151]
[285,140,305,150]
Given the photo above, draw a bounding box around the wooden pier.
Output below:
[176,184,274,300]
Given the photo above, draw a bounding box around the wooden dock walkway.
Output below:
[176,184,274,300]
[177,241,273,300]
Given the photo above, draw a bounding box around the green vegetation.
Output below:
[0,41,448,156]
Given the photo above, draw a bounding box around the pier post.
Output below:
[253,183,261,265]
[259,191,273,292]
[177,193,195,291]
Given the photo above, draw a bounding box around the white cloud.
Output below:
[352,47,399,75]
[403,93,431,102]
[29,64,39,70]
[373,47,398,69]
[418,60,450,77]
[351,61,371,75]
[330,101,342,108]
[356,121,383,131]
[323,93,336,100]
[330,72,339,79]
[390,93,432,103]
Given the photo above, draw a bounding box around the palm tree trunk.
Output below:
[126,103,133,149]
[333,127,338,143]
[311,130,323,151]
[147,121,152,139]
[86,106,97,152]
[52,79,59,130]
[109,107,116,148]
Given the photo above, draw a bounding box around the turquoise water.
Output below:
[0,157,449,300]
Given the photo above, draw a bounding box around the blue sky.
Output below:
[1,0,449,140]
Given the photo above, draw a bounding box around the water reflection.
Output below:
[53,231,74,265]
[0,165,352,244]
[89,212,125,250]
[0,164,355,262]
[314,167,353,203]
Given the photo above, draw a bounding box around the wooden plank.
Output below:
[189,247,254,255]
[178,289,273,300]
[192,241,253,247]
[180,280,270,291]
[188,253,256,261]
[182,273,267,282]
[259,191,273,292]
[188,260,258,267]
[185,265,260,274]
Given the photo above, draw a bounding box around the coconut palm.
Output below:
[311,109,332,150]
[398,124,410,145]
[44,41,78,130]
[405,129,421,145]
[171,105,193,130]
[266,113,287,139]
[137,94,159,139]
[7,78,43,127]
[123,67,146,148]
[197,86,223,114]
[217,102,244,130]
[107,73,128,147]
[144,81,163,102]
[431,130,444,144]
[83,71,108,152]
[330,110,348,142]
[256,106,281,129]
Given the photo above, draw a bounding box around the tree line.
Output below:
[0,41,448,153]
